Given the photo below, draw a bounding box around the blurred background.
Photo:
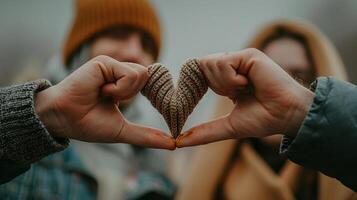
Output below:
[1,0,356,85]
[0,0,356,185]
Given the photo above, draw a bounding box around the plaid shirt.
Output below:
[0,146,97,200]
[0,145,175,200]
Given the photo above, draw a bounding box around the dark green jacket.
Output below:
[281,77,357,192]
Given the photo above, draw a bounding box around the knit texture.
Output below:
[141,59,208,138]
[63,0,161,65]
[0,80,69,165]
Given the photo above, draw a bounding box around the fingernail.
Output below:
[169,137,176,150]
[175,134,184,148]
[175,131,192,148]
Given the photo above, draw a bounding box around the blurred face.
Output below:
[90,28,156,108]
[261,37,314,147]
[263,37,315,86]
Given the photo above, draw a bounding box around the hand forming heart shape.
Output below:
[141,59,208,138]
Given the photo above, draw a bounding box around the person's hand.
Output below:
[35,55,175,150]
[176,49,314,147]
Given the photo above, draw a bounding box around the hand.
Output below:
[176,49,314,147]
[35,55,175,150]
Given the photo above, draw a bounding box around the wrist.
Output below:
[284,85,315,138]
[34,86,66,139]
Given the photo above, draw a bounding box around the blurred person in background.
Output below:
[176,20,357,200]
[0,0,175,199]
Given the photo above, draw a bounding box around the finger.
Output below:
[204,70,220,89]
[101,75,137,99]
[93,56,134,83]
[211,64,249,94]
[219,49,254,75]
[214,64,249,86]
[176,116,236,148]
[117,121,176,150]
[63,55,129,92]
[200,54,248,97]
[124,62,149,91]
[199,60,233,96]
[225,49,294,87]
[231,73,249,87]
[103,62,148,99]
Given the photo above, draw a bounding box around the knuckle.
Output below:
[244,48,264,66]
[198,57,208,69]
[246,48,263,57]
[248,57,260,67]
[215,58,226,69]
[92,55,111,62]
[127,70,140,80]
[139,67,149,78]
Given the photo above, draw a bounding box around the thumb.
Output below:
[101,75,137,100]
[117,121,176,150]
[176,116,236,148]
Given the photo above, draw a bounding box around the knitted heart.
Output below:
[141,59,208,138]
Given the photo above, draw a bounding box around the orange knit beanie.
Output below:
[62,0,161,65]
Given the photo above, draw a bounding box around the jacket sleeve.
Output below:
[0,80,69,184]
[280,77,357,192]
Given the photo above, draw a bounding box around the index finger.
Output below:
[117,121,176,150]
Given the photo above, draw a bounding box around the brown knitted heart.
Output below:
[141,59,208,138]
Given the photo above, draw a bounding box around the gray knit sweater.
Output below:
[0,80,69,184]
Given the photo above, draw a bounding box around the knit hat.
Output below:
[62,0,161,66]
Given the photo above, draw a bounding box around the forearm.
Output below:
[0,80,69,183]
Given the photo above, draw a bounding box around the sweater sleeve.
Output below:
[0,80,69,184]
[280,77,357,192]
